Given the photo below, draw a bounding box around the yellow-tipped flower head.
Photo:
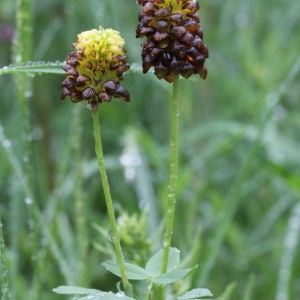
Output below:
[61,27,130,110]
[136,0,209,82]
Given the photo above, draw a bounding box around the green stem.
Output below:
[14,0,34,188]
[12,2,44,298]
[0,214,11,300]
[14,0,32,64]
[158,74,180,299]
[73,105,88,285]
[145,281,153,300]
[91,110,133,297]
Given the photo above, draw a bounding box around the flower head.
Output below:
[61,27,130,110]
[136,0,208,82]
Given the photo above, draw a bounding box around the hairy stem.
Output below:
[91,110,133,297]
[73,105,88,285]
[158,74,180,299]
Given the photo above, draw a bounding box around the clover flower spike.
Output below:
[136,0,209,82]
[61,27,130,110]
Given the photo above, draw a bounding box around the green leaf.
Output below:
[152,268,194,284]
[145,247,180,276]
[53,286,104,295]
[53,286,135,299]
[0,61,143,76]
[176,288,213,299]
[102,260,149,280]
[0,61,65,75]
[76,294,135,300]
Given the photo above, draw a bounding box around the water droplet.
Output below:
[26,72,35,78]
[14,54,21,63]
[107,229,115,243]
[3,140,11,148]
[32,126,44,140]
[25,197,33,205]
[25,90,32,98]
[125,169,135,180]
[117,291,125,297]
[23,156,29,163]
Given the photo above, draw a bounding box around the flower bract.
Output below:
[61,27,130,110]
[136,0,209,82]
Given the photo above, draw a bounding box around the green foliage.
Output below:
[53,286,135,300]
[53,286,212,300]
[176,288,213,299]
[102,248,194,284]
[0,61,65,75]
[0,0,300,299]
[54,286,109,295]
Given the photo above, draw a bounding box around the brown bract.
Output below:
[136,0,209,82]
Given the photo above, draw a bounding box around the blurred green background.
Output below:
[0,0,300,299]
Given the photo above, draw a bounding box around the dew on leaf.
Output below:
[25,72,35,77]
[107,229,115,243]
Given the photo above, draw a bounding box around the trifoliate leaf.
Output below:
[53,287,135,299]
[176,288,213,299]
[102,260,149,280]
[152,268,194,284]
[53,286,104,295]
[76,294,135,300]
[145,247,180,277]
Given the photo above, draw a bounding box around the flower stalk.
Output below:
[73,105,89,285]
[135,1,208,298]
[61,26,132,295]
[157,74,180,299]
[161,74,180,273]
[92,110,133,297]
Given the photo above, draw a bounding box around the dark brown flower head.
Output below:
[61,27,130,110]
[136,0,208,82]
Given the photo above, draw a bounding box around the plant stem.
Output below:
[73,105,88,285]
[14,0,34,191]
[0,214,11,300]
[12,2,44,298]
[158,74,180,299]
[91,110,133,297]
[275,202,300,300]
